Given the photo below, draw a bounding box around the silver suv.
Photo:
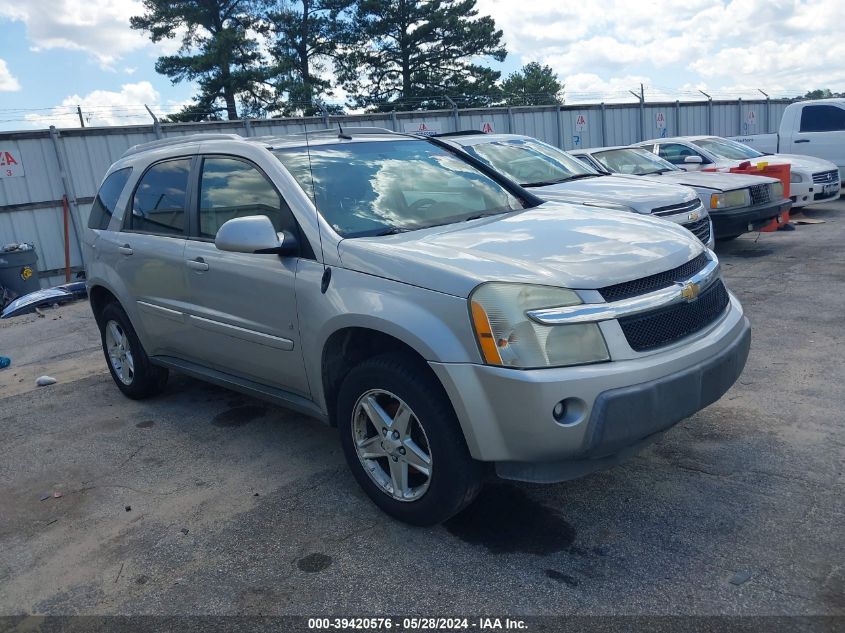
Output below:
[84,129,751,525]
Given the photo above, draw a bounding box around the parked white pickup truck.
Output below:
[730,98,845,186]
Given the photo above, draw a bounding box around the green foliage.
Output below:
[266,0,353,116]
[338,0,507,111]
[800,89,845,100]
[131,0,273,120]
[501,62,563,106]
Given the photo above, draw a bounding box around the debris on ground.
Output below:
[180,528,189,535]
[34,307,46,318]
[730,570,753,585]
[124,505,131,512]
[35,376,57,387]
[1,282,87,319]
[0,356,10,369]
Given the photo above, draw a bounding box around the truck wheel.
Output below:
[99,302,168,399]
[336,353,483,526]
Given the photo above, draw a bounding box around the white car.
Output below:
[438,133,715,248]
[636,136,840,208]
[572,146,790,240]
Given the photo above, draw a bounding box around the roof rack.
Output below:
[121,133,245,158]
[431,130,485,138]
[285,126,396,137]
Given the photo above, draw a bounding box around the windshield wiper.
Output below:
[463,211,506,222]
[520,173,596,187]
[373,226,412,236]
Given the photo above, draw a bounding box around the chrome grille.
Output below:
[812,170,838,184]
[749,184,771,206]
[598,253,709,302]
[683,217,711,245]
[651,199,701,217]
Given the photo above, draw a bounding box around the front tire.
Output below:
[337,353,483,526]
[99,302,168,399]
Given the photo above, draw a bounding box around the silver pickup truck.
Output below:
[84,129,751,525]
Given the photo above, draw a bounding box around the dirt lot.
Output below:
[0,201,843,618]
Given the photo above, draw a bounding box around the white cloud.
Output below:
[25,81,165,128]
[477,0,845,98]
[0,59,21,91]
[0,0,149,68]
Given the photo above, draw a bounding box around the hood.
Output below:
[633,170,777,192]
[531,175,698,214]
[338,202,703,297]
[714,154,837,175]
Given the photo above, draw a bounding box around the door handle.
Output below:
[794,139,810,143]
[186,257,209,272]
[118,244,133,256]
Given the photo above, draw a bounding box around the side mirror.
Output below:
[683,155,704,165]
[215,215,297,256]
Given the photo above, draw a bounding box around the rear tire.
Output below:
[336,352,483,526]
[99,302,168,399]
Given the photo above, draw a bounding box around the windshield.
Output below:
[274,139,526,237]
[592,148,679,175]
[694,137,764,160]
[461,137,599,186]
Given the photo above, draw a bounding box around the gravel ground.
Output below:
[0,201,843,619]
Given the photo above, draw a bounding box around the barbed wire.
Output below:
[0,87,817,128]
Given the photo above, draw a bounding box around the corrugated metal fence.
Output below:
[0,98,790,287]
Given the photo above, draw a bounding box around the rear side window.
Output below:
[657,143,708,165]
[88,167,131,230]
[799,105,845,132]
[198,157,297,238]
[127,158,191,236]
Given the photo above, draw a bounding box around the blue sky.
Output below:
[1,0,844,131]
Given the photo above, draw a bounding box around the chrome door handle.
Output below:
[118,244,133,255]
[186,257,209,272]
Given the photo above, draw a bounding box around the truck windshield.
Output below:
[695,137,764,160]
[459,138,599,187]
[274,139,527,238]
[592,148,679,175]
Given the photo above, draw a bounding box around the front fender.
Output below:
[295,261,482,414]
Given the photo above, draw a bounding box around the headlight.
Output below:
[770,181,784,199]
[710,189,751,209]
[790,172,803,183]
[469,283,610,368]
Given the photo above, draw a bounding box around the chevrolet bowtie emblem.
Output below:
[679,281,701,301]
[688,211,700,222]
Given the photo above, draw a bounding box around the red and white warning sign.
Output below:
[403,122,442,136]
[0,148,24,178]
[655,112,666,129]
[480,121,495,134]
[574,114,587,132]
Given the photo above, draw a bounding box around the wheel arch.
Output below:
[320,326,447,428]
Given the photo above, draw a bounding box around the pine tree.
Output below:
[339,0,507,111]
[131,0,272,120]
[266,0,353,116]
[501,62,564,106]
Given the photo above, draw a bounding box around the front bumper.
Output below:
[430,295,750,481]
[710,198,791,238]
[790,179,841,208]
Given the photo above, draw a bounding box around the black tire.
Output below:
[336,352,484,526]
[98,302,168,399]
